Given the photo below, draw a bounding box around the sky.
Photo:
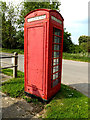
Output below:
[3,0,89,44]
[60,0,89,44]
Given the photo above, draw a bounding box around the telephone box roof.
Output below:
[24,8,64,20]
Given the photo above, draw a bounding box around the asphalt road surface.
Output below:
[62,60,88,97]
[0,52,89,97]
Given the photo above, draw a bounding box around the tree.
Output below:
[78,35,90,53]
[0,1,17,49]
[74,45,82,53]
[80,42,88,53]
[16,30,24,49]
[78,35,89,45]
[1,1,8,48]
[16,1,61,48]
[5,19,17,49]
[63,29,74,53]
[1,1,61,49]
[17,1,61,29]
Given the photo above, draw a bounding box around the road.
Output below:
[0,53,24,72]
[62,60,88,97]
[0,52,89,97]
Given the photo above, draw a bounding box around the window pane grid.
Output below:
[51,58,61,67]
[52,65,60,74]
[53,44,60,51]
[53,28,62,36]
[53,62,60,66]
[51,77,60,82]
[51,72,61,81]
[53,34,62,38]
[53,58,60,64]
[52,79,58,87]
[54,36,62,43]
[52,52,61,58]
[52,64,61,67]
[51,73,60,80]
[53,65,59,73]
[52,57,61,59]
[51,71,60,75]
[52,43,62,45]
[51,27,62,87]
[52,50,62,52]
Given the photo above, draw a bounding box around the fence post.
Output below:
[13,52,18,78]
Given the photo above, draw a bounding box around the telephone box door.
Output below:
[27,24,45,91]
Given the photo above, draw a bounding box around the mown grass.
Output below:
[1,69,24,98]
[1,69,89,118]
[1,69,40,104]
[1,48,24,54]
[2,78,24,98]
[45,84,89,119]
[1,68,24,78]
[63,52,89,62]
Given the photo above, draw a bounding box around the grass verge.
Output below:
[1,69,89,118]
[1,68,24,78]
[63,52,89,62]
[1,48,24,54]
[1,69,43,104]
[2,78,24,98]
[1,69,24,98]
[45,84,89,119]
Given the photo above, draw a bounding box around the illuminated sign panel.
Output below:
[51,16,62,24]
[27,15,46,22]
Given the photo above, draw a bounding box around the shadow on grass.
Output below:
[24,83,88,104]
[51,84,87,101]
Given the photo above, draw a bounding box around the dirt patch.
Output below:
[1,92,45,119]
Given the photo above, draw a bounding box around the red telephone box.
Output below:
[24,9,64,100]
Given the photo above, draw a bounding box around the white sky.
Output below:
[60,0,89,44]
[3,0,89,44]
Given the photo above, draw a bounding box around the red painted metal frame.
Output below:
[24,9,64,100]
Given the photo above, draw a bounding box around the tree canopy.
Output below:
[1,1,17,48]
[78,35,90,53]
[17,1,61,49]
[1,1,88,54]
[63,29,74,53]
[78,35,89,45]
[17,1,61,29]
